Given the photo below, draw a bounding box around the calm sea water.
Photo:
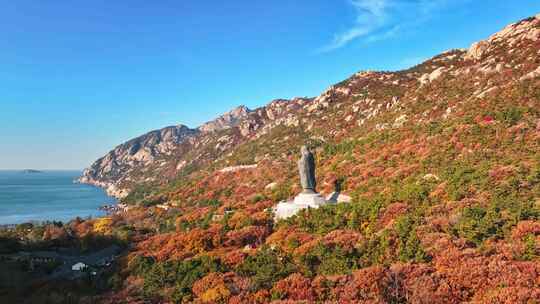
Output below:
[0,170,116,225]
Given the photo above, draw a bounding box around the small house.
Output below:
[72,262,87,271]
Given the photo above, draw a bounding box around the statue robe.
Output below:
[298,146,316,193]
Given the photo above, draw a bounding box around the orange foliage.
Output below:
[322,230,363,252]
[221,249,247,267]
[137,228,217,260]
[378,203,409,228]
[488,165,515,181]
[266,227,315,253]
[192,272,231,303]
[512,220,540,239]
[224,225,270,247]
[93,217,113,234]
[42,225,68,241]
[272,273,315,301]
[332,266,393,302]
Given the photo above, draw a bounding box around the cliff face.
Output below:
[78,125,199,198]
[80,14,540,200]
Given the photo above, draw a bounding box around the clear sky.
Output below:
[1,1,539,170]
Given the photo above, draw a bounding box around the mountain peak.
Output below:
[464,15,540,60]
[198,105,252,133]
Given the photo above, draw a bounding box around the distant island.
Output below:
[21,169,43,174]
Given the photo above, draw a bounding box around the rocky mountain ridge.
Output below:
[80,14,540,200]
[79,98,313,197]
[199,105,252,133]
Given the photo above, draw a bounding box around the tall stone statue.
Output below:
[298,146,316,193]
[274,145,327,220]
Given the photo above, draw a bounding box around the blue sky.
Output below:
[1,1,539,170]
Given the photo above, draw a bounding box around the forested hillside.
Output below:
[96,15,540,303]
[2,14,539,304]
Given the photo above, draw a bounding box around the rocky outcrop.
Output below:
[464,40,490,60]
[520,66,540,81]
[465,15,540,60]
[199,105,251,133]
[78,125,198,198]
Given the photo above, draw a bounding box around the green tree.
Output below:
[395,215,429,262]
[236,246,295,291]
[455,206,504,246]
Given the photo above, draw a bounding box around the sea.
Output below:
[0,170,116,225]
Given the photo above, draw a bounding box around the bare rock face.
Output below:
[465,16,540,61]
[78,125,198,198]
[419,66,447,84]
[265,100,289,120]
[520,66,540,81]
[199,105,251,133]
[465,41,490,60]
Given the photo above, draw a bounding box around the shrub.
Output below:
[445,164,489,201]
[298,243,359,277]
[177,210,216,232]
[394,215,430,262]
[282,196,386,236]
[197,199,221,208]
[455,206,504,246]
[496,106,524,126]
[236,246,296,291]
[137,256,225,301]
[358,230,392,266]
[520,234,538,261]
[269,183,293,202]
[392,179,432,205]
[289,204,349,235]
[123,184,155,205]
[129,255,155,276]
[251,193,266,203]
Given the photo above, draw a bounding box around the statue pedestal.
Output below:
[274,192,329,220]
[293,192,326,208]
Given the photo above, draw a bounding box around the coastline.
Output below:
[0,170,117,225]
[76,174,129,200]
